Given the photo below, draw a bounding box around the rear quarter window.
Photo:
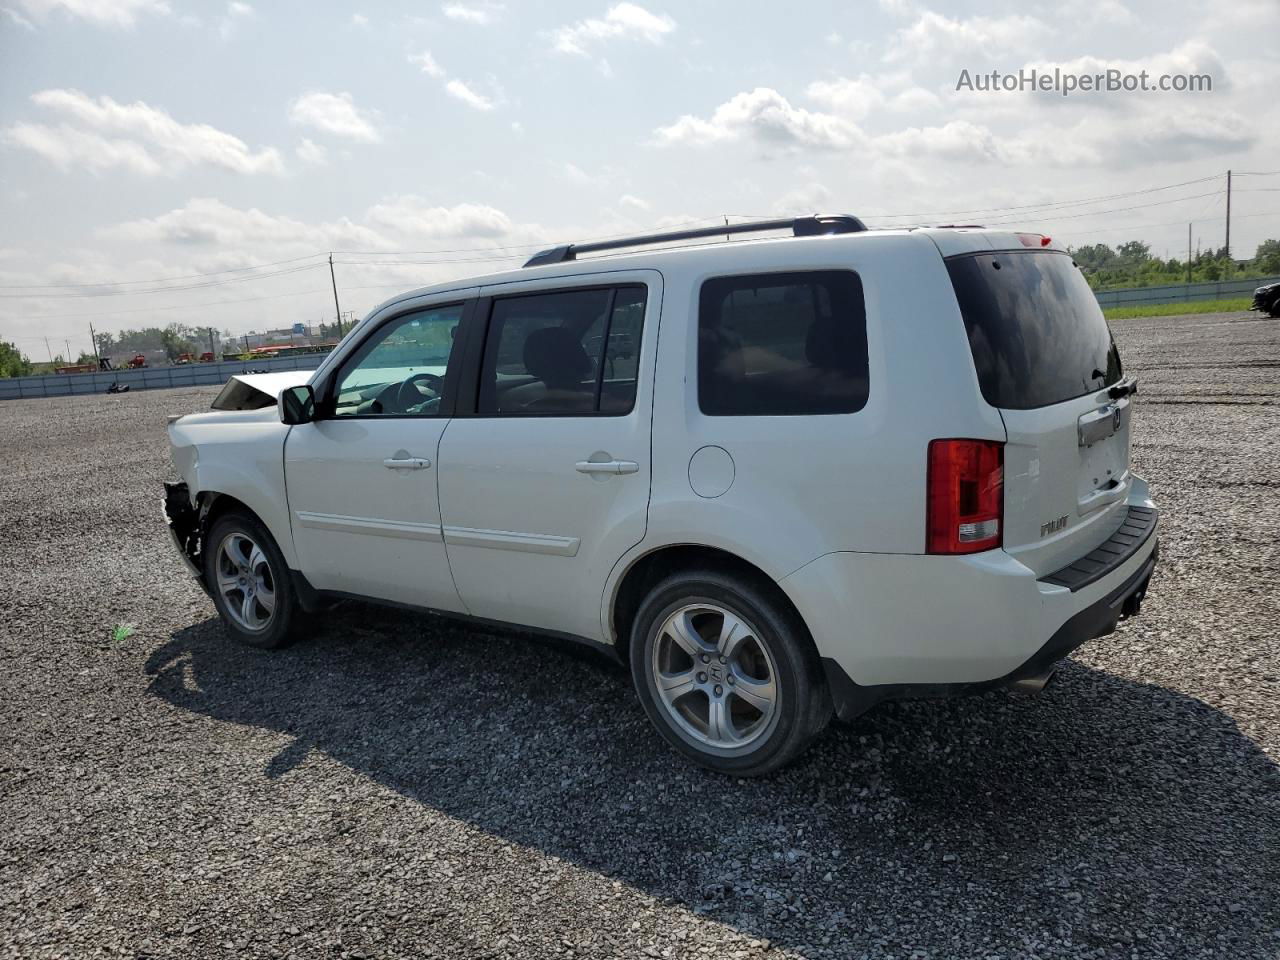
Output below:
[698,270,869,416]
[946,250,1121,410]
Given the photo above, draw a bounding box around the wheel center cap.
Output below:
[708,662,725,684]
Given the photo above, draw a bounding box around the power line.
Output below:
[953,189,1224,227]
[0,252,328,290]
[1051,208,1279,240]
[863,174,1222,221]
[0,285,329,332]
[0,261,329,300]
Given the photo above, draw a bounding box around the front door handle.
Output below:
[575,459,639,475]
[383,457,431,470]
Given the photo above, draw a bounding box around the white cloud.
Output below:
[442,2,501,24]
[3,89,284,175]
[410,50,445,78]
[3,123,163,174]
[295,138,326,166]
[107,197,387,250]
[12,0,168,27]
[350,12,367,27]
[553,2,674,56]
[445,79,494,111]
[805,74,940,118]
[2,6,36,27]
[773,182,831,214]
[618,194,650,211]
[218,0,252,39]
[886,12,1049,62]
[289,91,380,143]
[653,87,860,150]
[364,198,515,238]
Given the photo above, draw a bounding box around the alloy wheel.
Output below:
[214,531,276,633]
[650,602,779,750]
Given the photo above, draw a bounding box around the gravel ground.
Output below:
[2,310,1278,960]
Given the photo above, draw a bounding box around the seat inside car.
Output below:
[501,326,595,412]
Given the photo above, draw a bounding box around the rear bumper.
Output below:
[818,542,1157,720]
[779,476,1159,720]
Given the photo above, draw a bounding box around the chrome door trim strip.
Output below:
[295,511,444,542]
[442,525,581,557]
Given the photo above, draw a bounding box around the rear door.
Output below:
[437,272,659,641]
[946,249,1132,576]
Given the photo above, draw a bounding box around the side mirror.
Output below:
[278,384,316,425]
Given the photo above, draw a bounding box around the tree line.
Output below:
[1072,238,1280,290]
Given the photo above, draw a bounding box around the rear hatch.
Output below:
[946,247,1132,577]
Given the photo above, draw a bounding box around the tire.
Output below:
[629,568,831,776]
[203,510,300,650]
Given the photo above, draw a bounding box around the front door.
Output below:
[284,299,470,611]
[437,274,659,641]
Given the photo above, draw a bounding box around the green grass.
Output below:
[1104,297,1253,320]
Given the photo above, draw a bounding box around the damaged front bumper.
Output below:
[163,481,209,593]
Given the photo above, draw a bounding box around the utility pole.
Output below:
[89,322,101,365]
[44,337,52,364]
[208,327,216,358]
[64,340,72,363]
[1224,168,1232,276]
[1187,223,1192,284]
[328,253,343,337]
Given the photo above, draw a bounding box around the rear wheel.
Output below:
[630,569,831,776]
[204,511,299,649]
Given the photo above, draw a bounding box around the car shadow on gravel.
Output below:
[145,605,1280,957]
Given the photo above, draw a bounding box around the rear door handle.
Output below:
[575,459,639,475]
[383,457,431,470]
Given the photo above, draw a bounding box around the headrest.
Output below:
[522,326,591,388]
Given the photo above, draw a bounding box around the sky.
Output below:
[1,0,1278,359]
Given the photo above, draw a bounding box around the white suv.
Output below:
[165,215,1159,775]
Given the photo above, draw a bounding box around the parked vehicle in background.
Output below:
[1252,281,1280,318]
[127,354,147,369]
[164,216,1159,775]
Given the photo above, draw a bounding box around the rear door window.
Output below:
[698,270,869,416]
[478,284,647,416]
[946,250,1122,410]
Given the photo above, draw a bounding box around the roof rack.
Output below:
[523,214,868,268]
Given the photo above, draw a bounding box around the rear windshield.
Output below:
[946,250,1121,410]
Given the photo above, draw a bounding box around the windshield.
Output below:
[946,250,1121,410]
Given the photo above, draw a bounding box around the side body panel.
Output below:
[603,233,1007,638]
[168,411,298,568]
[437,269,662,642]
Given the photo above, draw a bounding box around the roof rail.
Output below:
[523,214,868,268]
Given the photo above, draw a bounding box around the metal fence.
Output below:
[4,275,1278,402]
[1093,275,1278,309]
[0,353,320,402]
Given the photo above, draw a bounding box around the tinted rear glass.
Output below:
[946,250,1121,410]
[698,270,869,416]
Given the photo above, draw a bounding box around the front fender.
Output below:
[169,418,297,568]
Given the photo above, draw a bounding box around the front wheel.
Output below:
[204,510,300,649]
[629,569,831,776]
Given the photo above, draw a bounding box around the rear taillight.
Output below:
[926,439,1004,554]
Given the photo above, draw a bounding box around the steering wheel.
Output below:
[396,372,444,411]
